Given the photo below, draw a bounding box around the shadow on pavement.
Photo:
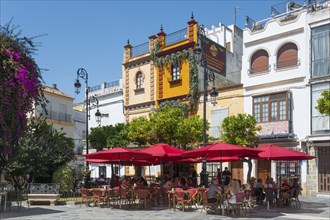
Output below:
[0,206,63,219]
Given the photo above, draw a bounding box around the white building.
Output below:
[34,84,74,138]
[84,79,125,179]
[242,0,329,196]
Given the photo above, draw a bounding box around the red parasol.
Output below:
[182,142,261,159]
[84,147,153,162]
[140,143,185,164]
[256,144,316,161]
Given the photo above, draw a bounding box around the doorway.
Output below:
[318,146,330,192]
[257,160,271,182]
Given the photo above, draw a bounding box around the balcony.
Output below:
[275,58,300,70]
[38,110,72,123]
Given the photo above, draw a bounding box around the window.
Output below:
[276,42,298,69]
[99,166,106,179]
[171,62,180,81]
[136,71,142,89]
[250,49,269,74]
[312,24,330,78]
[311,82,330,134]
[253,92,290,123]
[210,108,229,139]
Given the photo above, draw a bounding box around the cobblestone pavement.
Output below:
[1,195,329,220]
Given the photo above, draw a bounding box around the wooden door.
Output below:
[318,146,330,192]
[258,160,271,182]
[231,161,243,181]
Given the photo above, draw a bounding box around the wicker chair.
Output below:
[80,188,92,207]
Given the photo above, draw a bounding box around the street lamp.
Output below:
[194,25,219,187]
[74,68,102,186]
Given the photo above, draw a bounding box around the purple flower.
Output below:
[12,51,21,61]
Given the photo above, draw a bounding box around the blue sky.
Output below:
[1,0,280,102]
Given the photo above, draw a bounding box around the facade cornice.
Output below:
[244,76,306,92]
[245,27,304,47]
[123,55,151,69]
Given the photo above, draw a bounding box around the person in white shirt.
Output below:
[163,177,173,189]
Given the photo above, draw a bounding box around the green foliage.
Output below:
[127,117,152,146]
[220,113,261,148]
[220,113,261,180]
[316,90,330,115]
[52,165,74,192]
[149,105,184,145]
[158,101,190,118]
[151,40,199,112]
[106,123,129,148]
[176,115,204,150]
[5,119,74,186]
[89,123,129,151]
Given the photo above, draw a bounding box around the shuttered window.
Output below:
[277,43,298,69]
[250,49,269,73]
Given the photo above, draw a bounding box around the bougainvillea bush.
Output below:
[0,23,45,156]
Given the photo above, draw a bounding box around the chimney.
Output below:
[52,84,58,90]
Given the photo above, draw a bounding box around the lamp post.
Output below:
[194,25,219,187]
[74,68,102,186]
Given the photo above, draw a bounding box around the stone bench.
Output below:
[28,183,60,206]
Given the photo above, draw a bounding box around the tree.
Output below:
[127,117,152,146]
[4,119,74,189]
[89,123,129,151]
[52,165,74,192]
[220,113,261,180]
[176,115,204,150]
[149,105,184,145]
[0,22,46,173]
[106,123,129,148]
[316,90,330,115]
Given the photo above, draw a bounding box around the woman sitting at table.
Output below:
[225,178,241,199]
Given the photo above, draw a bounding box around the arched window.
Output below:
[277,43,298,69]
[136,71,142,89]
[250,49,269,74]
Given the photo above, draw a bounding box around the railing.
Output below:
[165,28,187,46]
[38,110,72,123]
[271,1,305,16]
[274,58,301,70]
[90,85,101,92]
[131,42,149,57]
[248,65,271,74]
[106,80,119,88]
[245,16,270,32]
[58,112,72,123]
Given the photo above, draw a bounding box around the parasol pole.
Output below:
[118,152,122,209]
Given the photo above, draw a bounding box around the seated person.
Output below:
[253,178,266,204]
[137,176,148,187]
[207,179,222,203]
[163,177,173,189]
[225,178,241,199]
[179,177,188,188]
[291,177,303,197]
[172,177,180,187]
[98,175,106,185]
[281,178,291,189]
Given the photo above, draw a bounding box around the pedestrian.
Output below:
[222,167,232,186]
